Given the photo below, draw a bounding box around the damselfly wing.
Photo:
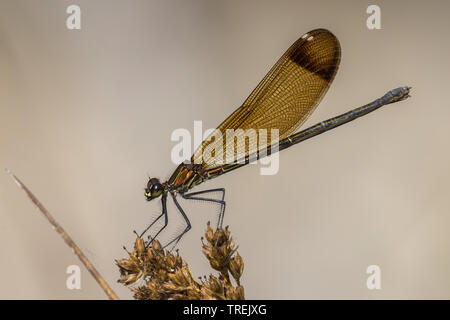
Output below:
[192,29,340,169]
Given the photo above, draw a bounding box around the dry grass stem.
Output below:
[6,169,119,300]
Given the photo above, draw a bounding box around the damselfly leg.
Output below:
[162,192,191,251]
[140,193,168,247]
[141,188,227,251]
[180,188,226,229]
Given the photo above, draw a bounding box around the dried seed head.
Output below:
[116,258,139,273]
[134,237,145,257]
[151,240,162,251]
[166,252,175,268]
[229,253,244,282]
[161,282,178,292]
[236,285,245,299]
[208,275,223,294]
[232,285,245,300]
[118,270,143,285]
[147,247,154,260]
[117,222,245,300]
[205,222,214,243]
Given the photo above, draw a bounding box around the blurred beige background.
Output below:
[1,0,449,299]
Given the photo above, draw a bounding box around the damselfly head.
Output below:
[145,178,163,201]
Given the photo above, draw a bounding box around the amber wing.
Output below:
[191,29,341,168]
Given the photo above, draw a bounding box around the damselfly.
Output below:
[141,29,410,249]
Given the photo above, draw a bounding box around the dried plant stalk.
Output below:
[7,169,119,300]
[116,222,245,300]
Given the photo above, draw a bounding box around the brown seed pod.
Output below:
[117,222,245,300]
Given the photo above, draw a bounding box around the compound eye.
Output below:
[151,183,163,197]
[152,183,160,191]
